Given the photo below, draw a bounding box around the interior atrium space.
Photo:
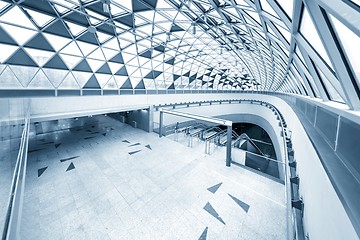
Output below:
[0,0,359,239]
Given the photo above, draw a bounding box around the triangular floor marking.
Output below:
[55,143,61,148]
[207,182,222,194]
[66,162,75,171]
[198,227,208,240]
[128,143,140,147]
[228,194,250,213]
[145,144,152,150]
[60,156,80,163]
[128,150,141,155]
[38,167,48,177]
[203,202,225,225]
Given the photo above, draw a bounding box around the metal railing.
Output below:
[2,101,31,240]
[232,133,266,156]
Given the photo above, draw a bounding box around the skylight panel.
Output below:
[102,47,118,60]
[87,48,105,60]
[59,54,82,69]
[123,44,138,56]
[154,12,170,22]
[53,4,69,14]
[316,65,345,103]
[276,0,293,19]
[130,69,142,78]
[96,31,112,43]
[95,73,111,88]
[158,22,174,32]
[134,15,148,26]
[121,31,136,43]
[0,2,9,11]
[65,21,86,36]
[0,6,36,29]
[76,41,98,56]
[246,10,261,25]
[276,24,291,43]
[26,9,55,27]
[109,3,127,16]
[157,0,173,9]
[260,0,278,18]
[330,14,360,86]
[0,43,18,63]
[108,62,123,74]
[1,23,37,46]
[300,6,333,69]
[163,9,178,19]
[154,33,168,43]
[103,37,120,50]
[60,41,83,56]
[24,47,54,67]
[112,0,132,12]
[86,9,107,22]
[294,45,305,65]
[175,12,190,22]
[72,71,92,87]
[136,11,155,22]
[86,58,103,72]
[52,0,77,9]
[136,44,148,53]
[118,37,132,49]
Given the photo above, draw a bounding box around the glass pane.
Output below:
[58,72,80,89]
[1,23,37,46]
[349,0,360,6]
[24,48,54,67]
[300,6,333,70]
[28,69,53,88]
[0,6,35,29]
[276,0,293,19]
[294,45,305,65]
[330,14,360,87]
[260,0,279,18]
[316,65,345,103]
[305,75,320,97]
[26,9,54,27]
[0,43,18,63]
[65,21,86,36]
[275,24,291,43]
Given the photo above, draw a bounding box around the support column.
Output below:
[226,125,232,167]
[148,106,154,133]
[159,111,163,138]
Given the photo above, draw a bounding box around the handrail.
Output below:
[215,130,239,146]
[2,100,31,240]
[272,106,297,240]
[232,133,266,156]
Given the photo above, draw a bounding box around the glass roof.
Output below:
[0,0,359,107]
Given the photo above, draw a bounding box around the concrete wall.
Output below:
[126,109,151,132]
[108,109,151,132]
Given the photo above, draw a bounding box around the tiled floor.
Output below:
[20,116,286,239]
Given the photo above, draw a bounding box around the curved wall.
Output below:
[154,103,285,181]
